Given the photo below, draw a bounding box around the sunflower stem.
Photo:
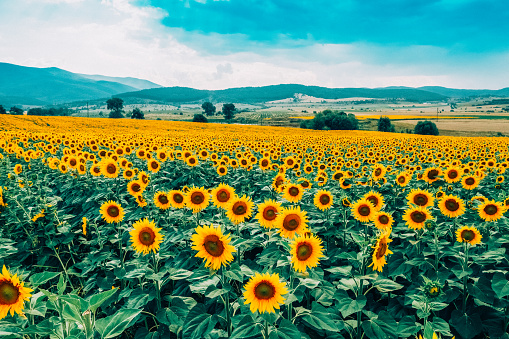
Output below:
[462,243,469,314]
[221,269,232,336]
[264,320,269,339]
[152,251,162,310]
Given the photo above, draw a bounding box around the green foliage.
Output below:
[9,106,23,115]
[377,116,395,132]
[131,107,144,119]
[201,102,216,116]
[27,107,71,116]
[192,113,208,123]
[0,105,6,114]
[107,98,124,118]
[301,110,359,130]
[222,103,236,121]
[414,120,439,135]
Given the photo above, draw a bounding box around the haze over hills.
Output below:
[1,62,509,107]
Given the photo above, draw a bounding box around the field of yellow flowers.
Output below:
[0,115,509,339]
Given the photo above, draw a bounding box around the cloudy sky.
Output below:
[0,0,508,89]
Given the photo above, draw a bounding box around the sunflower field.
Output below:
[1,115,509,339]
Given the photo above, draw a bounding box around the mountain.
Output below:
[116,84,449,103]
[78,74,162,91]
[0,62,162,106]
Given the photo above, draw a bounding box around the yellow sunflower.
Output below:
[147,159,161,173]
[438,195,465,218]
[372,164,386,180]
[130,218,164,254]
[136,195,147,208]
[90,164,102,177]
[478,200,505,222]
[226,195,254,224]
[395,172,411,187]
[259,157,271,171]
[276,206,309,238]
[314,190,333,211]
[186,155,199,167]
[456,225,482,246]
[272,174,286,193]
[444,167,462,183]
[100,200,124,223]
[243,272,288,314]
[13,164,22,175]
[461,175,480,190]
[363,191,384,211]
[168,190,186,208]
[210,184,236,209]
[256,199,282,229]
[351,199,376,223]
[82,217,87,236]
[368,231,393,272]
[373,211,394,231]
[282,183,304,203]
[402,206,432,230]
[191,225,235,270]
[0,265,33,320]
[127,180,144,197]
[154,191,171,210]
[101,159,119,179]
[406,189,434,208]
[290,234,325,273]
[216,165,228,176]
[185,186,210,213]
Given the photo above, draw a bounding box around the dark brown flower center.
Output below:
[158,194,169,205]
[374,168,382,176]
[219,167,226,174]
[398,176,406,183]
[301,181,310,188]
[289,187,300,197]
[358,205,371,216]
[139,227,155,246]
[334,172,344,180]
[173,193,184,204]
[232,201,247,215]
[283,214,300,231]
[263,207,277,221]
[461,230,475,241]
[445,199,460,212]
[414,194,428,206]
[203,234,224,257]
[465,178,475,185]
[70,159,77,166]
[107,206,119,217]
[0,281,19,305]
[93,166,101,174]
[367,196,378,207]
[131,183,141,192]
[217,190,230,202]
[296,242,313,261]
[151,161,159,169]
[261,159,269,167]
[191,192,205,204]
[254,281,275,300]
[319,194,330,205]
[428,169,439,179]
[378,215,389,224]
[189,158,196,164]
[107,164,116,174]
[484,204,498,216]
[448,170,458,179]
[376,240,387,259]
[410,211,426,223]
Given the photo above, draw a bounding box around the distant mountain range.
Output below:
[0,62,508,107]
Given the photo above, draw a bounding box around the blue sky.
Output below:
[0,0,508,89]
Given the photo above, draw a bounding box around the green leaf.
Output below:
[301,302,340,333]
[373,279,404,293]
[205,285,231,299]
[230,315,261,339]
[95,308,142,339]
[431,317,452,336]
[224,263,243,282]
[299,278,321,289]
[362,319,386,339]
[57,273,67,295]
[338,295,367,318]
[492,272,509,299]
[397,315,420,337]
[375,311,398,337]
[451,265,473,280]
[88,288,118,312]
[62,302,83,324]
[168,268,193,281]
[449,310,482,339]
[29,271,61,286]
[190,275,220,294]
[183,304,218,339]
[269,319,301,339]
[468,277,495,305]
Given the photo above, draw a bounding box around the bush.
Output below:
[302,110,359,131]
[193,114,208,123]
[377,116,395,132]
[414,121,439,135]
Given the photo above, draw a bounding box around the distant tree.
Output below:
[131,107,144,119]
[0,105,6,114]
[302,110,358,131]
[193,114,208,123]
[9,106,23,115]
[107,98,124,118]
[414,121,439,136]
[377,116,395,132]
[222,103,236,122]
[201,102,216,116]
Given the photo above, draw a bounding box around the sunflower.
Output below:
[298,178,312,189]
[497,175,505,183]
[186,156,199,167]
[406,189,434,208]
[127,180,144,197]
[168,190,186,209]
[210,184,236,209]
[444,167,462,183]
[100,201,124,223]
[147,159,161,173]
[82,217,87,236]
[0,265,33,320]
[282,183,304,203]
[313,190,333,211]
[136,195,147,208]
[339,178,351,189]
[101,159,119,179]
[368,231,393,272]
[402,206,432,230]
[259,157,271,171]
[290,234,325,273]
[138,171,150,186]
[130,218,164,254]
[243,272,288,314]
[216,165,228,176]
[395,172,411,187]
[456,225,482,246]
[90,164,102,177]
[372,164,386,180]
[438,195,465,218]
[154,191,171,210]
[363,191,384,211]
[461,175,480,190]
[373,211,394,231]
[478,200,505,222]
[256,199,282,229]
[226,195,254,224]
[191,225,235,270]
[351,199,376,223]
[342,197,351,207]
[185,186,210,213]
[13,164,22,175]
[276,206,309,238]
[422,167,441,184]
[272,174,286,193]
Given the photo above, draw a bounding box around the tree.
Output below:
[107,98,124,118]
[0,105,6,114]
[131,107,144,119]
[192,114,208,123]
[9,106,23,115]
[377,116,395,132]
[201,102,216,116]
[301,110,359,131]
[414,121,439,136]
[222,103,236,122]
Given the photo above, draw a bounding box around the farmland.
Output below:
[0,115,509,338]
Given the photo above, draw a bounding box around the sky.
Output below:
[0,0,508,90]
